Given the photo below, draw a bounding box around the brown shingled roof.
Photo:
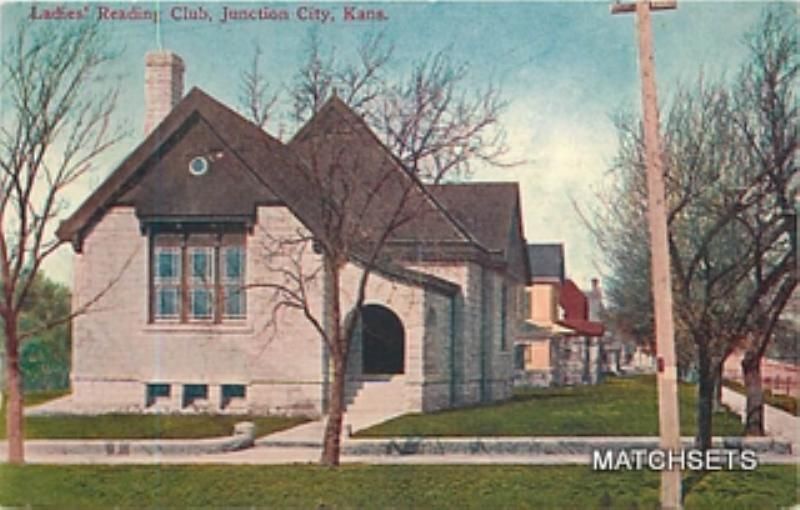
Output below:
[56,87,298,246]
[58,89,527,284]
[287,96,478,253]
[429,183,531,281]
[429,183,519,252]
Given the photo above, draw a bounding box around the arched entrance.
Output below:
[360,304,405,375]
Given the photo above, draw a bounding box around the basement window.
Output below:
[146,383,171,407]
[182,384,208,408]
[221,384,246,409]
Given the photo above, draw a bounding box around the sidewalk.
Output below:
[3,428,796,465]
[721,386,799,447]
[2,442,797,466]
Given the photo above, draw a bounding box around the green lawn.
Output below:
[358,375,745,437]
[0,391,306,440]
[21,389,70,407]
[0,464,795,509]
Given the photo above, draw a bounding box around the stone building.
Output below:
[53,51,529,423]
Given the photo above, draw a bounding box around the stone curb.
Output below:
[14,425,255,457]
[323,436,792,456]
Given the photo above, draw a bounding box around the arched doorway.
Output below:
[360,304,405,375]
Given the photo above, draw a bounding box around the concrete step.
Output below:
[345,376,406,417]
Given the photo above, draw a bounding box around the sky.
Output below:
[0,1,778,290]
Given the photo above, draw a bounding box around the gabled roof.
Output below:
[288,96,479,251]
[58,89,528,282]
[430,182,531,281]
[429,183,518,252]
[527,243,565,283]
[57,87,299,247]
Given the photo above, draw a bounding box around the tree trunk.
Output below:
[695,343,713,451]
[741,352,765,436]
[321,359,346,466]
[712,360,724,413]
[4,316,24,464]
[320,258,347,467]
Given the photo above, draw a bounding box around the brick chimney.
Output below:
[588,278,603,321]
[144,51,185,135]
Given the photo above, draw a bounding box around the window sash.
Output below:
[155,286,181,319]
[155,248,181,283]
[151,232,246,323]
[189,247,214,284]
[189,287,214,320]
[222,246,245,282]
[223,284,246,319]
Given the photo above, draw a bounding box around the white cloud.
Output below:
[474,93,618,288]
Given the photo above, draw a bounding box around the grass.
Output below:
[0,390,307,440]
[357,375,744,437]
[21,389,70,407]
[723,379,799,416]
[0,464,795,509]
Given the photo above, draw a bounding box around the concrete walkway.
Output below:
[721,386,799,447]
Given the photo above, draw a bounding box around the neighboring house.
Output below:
[514,244,605,386]
[558,279,604,385]
[514,244,567,387]
[53,51,529,423]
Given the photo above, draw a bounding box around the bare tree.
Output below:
[589,6,797,449]
[238,43,279,132]
[590,78,773,449]
[247,110,441,465]
[0,19,122,463]
[251,29,511,182]
[240,31,512,465]
[731,6,798,435]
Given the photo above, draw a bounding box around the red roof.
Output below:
[557,318,605,337]
[558,279,604,336]
[559,279,588,320]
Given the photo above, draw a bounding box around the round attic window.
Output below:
[189,156,209,176]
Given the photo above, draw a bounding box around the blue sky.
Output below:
[0,1,777,289]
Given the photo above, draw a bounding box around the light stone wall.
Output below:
[408,262,516,406]
[420,290,455,411]
[70,205,513,417]
[71,206,327,416]
[408,263,478,405]
[486,270,513,401]
[72,207,149,410]
[337,261,428,413]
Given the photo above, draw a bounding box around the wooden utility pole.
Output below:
[611,1,682,509]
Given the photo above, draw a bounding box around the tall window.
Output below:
[151,230,246,323]
[222,245,246,319]
[189,244,214,319]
